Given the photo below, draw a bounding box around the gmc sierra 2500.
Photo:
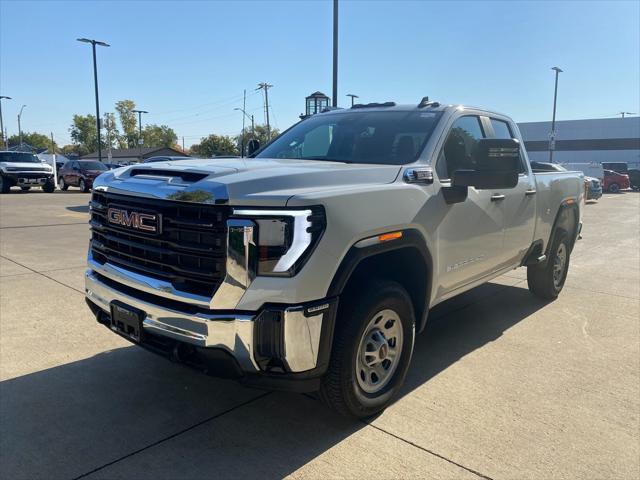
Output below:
[85,100,583,418]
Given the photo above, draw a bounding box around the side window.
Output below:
[490,118,526,173]
[436,115,485,180]
[490,119,512,139]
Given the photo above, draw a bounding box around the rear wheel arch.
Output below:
[547,202,579,255]
[328,229,433,333]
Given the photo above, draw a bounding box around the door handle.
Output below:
[525,189,537,196]
[490,194,505,201]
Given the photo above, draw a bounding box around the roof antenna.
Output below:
[418,96,429,107]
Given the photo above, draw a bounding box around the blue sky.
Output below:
[1,0,638,147]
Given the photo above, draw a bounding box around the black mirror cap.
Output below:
[474,138,521,173]
[247,139,261,156]
[453,169,518,190]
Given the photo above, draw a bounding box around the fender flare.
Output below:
[327,229,434,333]
[546,200,580,256]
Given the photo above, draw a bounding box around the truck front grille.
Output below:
[89,191,229,298]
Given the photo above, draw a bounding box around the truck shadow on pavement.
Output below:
[0,280,548,479]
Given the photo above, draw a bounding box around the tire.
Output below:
[79,179,89,193]
[42,181,55,193]
[58,177,68,191]
[319,279,416,418]
[20,186,31,191]
[0,175,10,193]
[608,183,620,193]
[527,230,570,300]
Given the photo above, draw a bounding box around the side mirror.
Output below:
[452,138,521,190]
[247,139,261,156]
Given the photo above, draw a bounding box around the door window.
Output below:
[436,116,485,180]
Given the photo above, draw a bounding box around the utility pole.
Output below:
[241,89,246,157]
[257,82,273,140]
[132,109,148,162]
[105,114,113,161]
[18,104,26,148]
[549,66,562,163]
[50,132,57,187]
[182,136,185,151]
[0,96,11,149]
[77,38,110,162]
[346,93,358,107]
[332,0,339,107]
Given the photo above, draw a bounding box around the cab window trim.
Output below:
[434,114,487,182]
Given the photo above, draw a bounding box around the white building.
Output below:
[518,117,640,170]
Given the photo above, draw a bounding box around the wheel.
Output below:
[79,179,89,193]
[42,180,55,193]
[58,177,68,191]
[319,279,415,418]
[527,230,570,300]
[20,186,31,191]
[0,175,10,193]
[608,183,620,193]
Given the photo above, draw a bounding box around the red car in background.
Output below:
[58,160,109,192]
[602,169,630,193]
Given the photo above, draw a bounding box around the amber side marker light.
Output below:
[378,231,403,242]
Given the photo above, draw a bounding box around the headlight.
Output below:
[232,207,325,277]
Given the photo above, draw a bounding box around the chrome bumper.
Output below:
[85,268,330,374]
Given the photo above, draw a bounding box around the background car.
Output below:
[142,155,193,163]
[104,163,125,169]
[58,160,109,192]
[530,161,567,172]
[602,169,630,193]
[627,169,640,191]
[584,176,602,201]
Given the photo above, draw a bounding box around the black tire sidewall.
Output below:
[333,281,415,417]
[609,183,620,193]
[80,179,86,192]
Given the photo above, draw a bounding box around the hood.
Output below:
[0,162,51,171]
[95,158,402,206]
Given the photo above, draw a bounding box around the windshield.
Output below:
[256,110,443,165]
[80,161,108,171]
[0,152,42,164]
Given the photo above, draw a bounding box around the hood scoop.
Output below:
[129,168,208,183]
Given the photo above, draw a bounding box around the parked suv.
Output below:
[58,160,109,192]
[602,169,630,193]
[85,101,583,417]
[0,151,55,193]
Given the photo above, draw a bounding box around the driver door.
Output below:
[432,115,505,298]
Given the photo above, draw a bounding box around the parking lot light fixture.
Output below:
[18,104,26,147]
[0,95,11,149]
[77,38,110,162]
[549,66,563,163]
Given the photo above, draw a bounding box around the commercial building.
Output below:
[518,117,640,169]
[81,146,188,164]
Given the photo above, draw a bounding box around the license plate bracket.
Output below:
[110,300,145,342]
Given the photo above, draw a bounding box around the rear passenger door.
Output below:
[434,115,506,296]
[489,118,537,265]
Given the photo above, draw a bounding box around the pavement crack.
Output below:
[0,255,84,294]
[364,422,495,480]
[71,391,272,480]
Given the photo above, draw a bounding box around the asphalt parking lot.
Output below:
[0,190,638,480]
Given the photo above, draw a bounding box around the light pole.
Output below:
[0,96,11,149]
[234,107,255,157]
[332,0,338,107]
[17,104,26,148]
[77,38,110,162]
[549,66,563,163]
[132,109,148,162]
[346,93,358,107]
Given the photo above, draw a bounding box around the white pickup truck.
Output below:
[85,100,583,417]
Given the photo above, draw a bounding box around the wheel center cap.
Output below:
[379,343,388,359]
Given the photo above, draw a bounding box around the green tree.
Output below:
[8,131,57,150]
[103,112,120,150]
[235,124,280,155]
[190,134,238,157]
[69,114,99,156]
[115,99,137,148]
[142,124,178,148]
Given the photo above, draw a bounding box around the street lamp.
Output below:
[333,0,338,107]
[549,66,563,163]
[77,37,110,162]
[234,107,255,157]
[18,104,26,148]
[132,109,148,162]
[0,95,11,149]
[346,93,358,107]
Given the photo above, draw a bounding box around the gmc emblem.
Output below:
[107,208,161,234]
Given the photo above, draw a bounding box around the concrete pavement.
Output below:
[1,190,638,479]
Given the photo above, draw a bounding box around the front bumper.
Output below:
[85,267,337,391]
[2,171,53,186]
